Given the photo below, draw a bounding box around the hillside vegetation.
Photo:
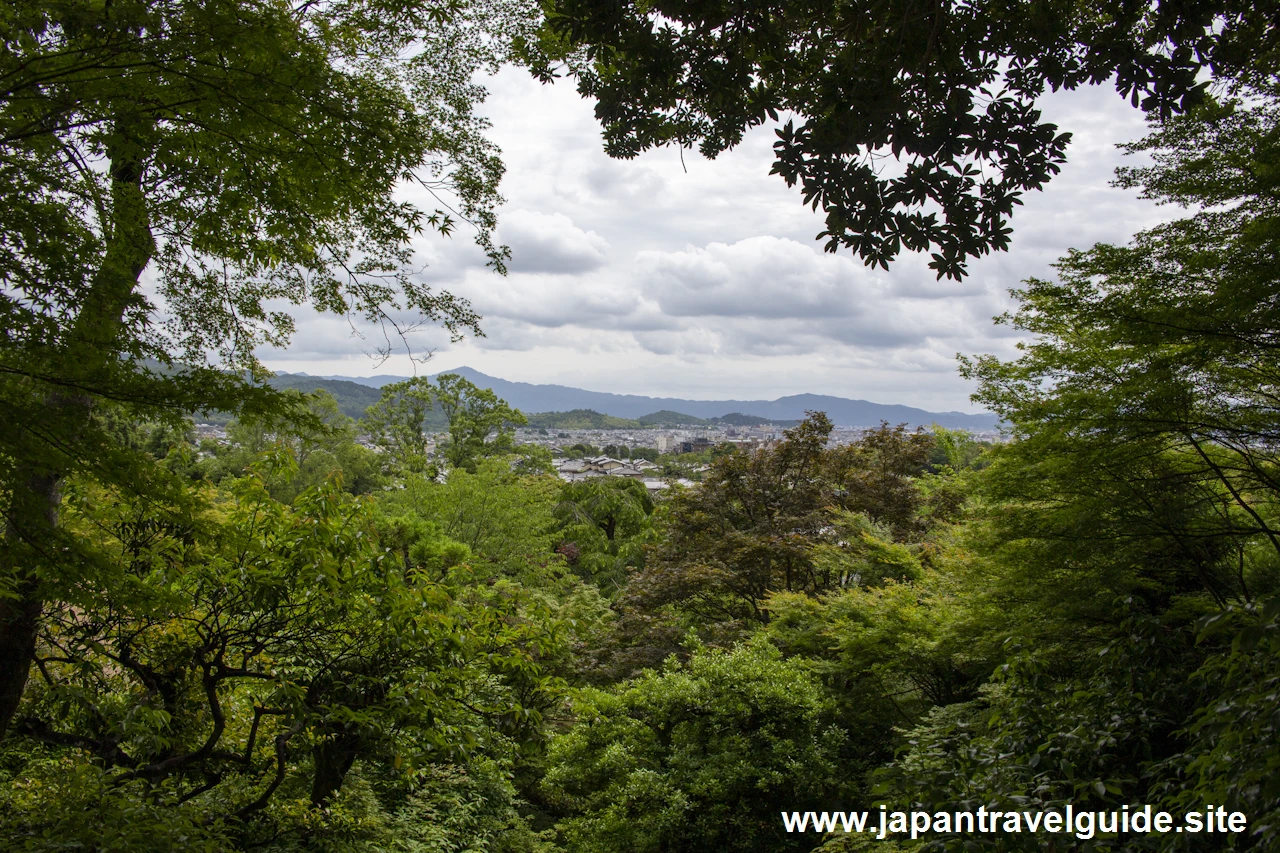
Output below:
[524,409,646,429]
[5,4,1278,853]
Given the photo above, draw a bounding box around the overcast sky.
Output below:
[260,67,1171,412]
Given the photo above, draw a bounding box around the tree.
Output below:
[764,571,993,738]
[525,0,1271,279]
[0,0,527,736]
[626,414,842,626]
[541,639,854,853]
[877,86,1280,850]
[884,610,1222,853]
[961,87,1280,618]
[554,477,656,591]
[630,446,659,463]
[364,377,442,475]
[435,373,528,472]
[205,390,384,498]
[834,423,935,540]
[0,455,560,849]
[383,457,564,584]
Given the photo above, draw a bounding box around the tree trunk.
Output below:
[0,133,153,739]
[0,471,58,739]
[310,731,362,807]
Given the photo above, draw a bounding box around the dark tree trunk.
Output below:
[0,136,153,739]
[0,471,58,739]
[310,732,362,807]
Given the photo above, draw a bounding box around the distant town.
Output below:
[195,411,1001,494]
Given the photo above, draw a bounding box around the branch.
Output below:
[235,720,304,820]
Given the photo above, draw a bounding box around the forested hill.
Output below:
[266,375,384,420]
[524,410,644,429]
[280,367,999,430]
[194,375,454,427]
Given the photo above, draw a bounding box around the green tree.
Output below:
[629,447,659,463]
[880,85,1280,851]
[764,565,993,740]
[961,87,1280,621]
[205,390,384,498]
[383,457,563,584]
[884,610,1219,853]
[0,0,526,737]
[364,377,442,476]
[541,639,854,853]
[623,414,849,626]
[834,423,935,540]
[554,478,656,591]
[525,0,1268,279]
[0,455,559,849]
[435,373,528,472]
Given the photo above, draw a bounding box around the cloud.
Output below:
[499,209,610,274]
[260,68,1175,411]
[636,236,863,319]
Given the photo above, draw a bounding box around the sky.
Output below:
[259,66,1172,412]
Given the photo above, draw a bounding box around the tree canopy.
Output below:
[6,2,1280,851]
[1,0,526,740]
[525,0,1276,279]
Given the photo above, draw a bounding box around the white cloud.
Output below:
[637,236,862,319]
[500,209,610,274]
[260,67,1173,411]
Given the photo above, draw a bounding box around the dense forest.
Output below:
[3,1,1279,851]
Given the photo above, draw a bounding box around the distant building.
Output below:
[584,456,626,472]
[680,437,715,454]
[656,434,676,454]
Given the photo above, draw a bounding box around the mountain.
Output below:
[637,410,712,426]
[713,413,800,428]
[273,367,999,431]
[525,410,644,430]
[266,375,385,420]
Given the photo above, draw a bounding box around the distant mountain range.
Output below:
[277,367,1000,431]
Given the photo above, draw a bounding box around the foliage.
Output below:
[833,423,935,540]
[204,390,384,499]
[553,478,656,592]
[882,605,1238,851]
[6,6,1280,849]
[927,427,990,474]
[881,85,1280,851]
[524,0,1269,278]
[961,88,1280,618]
[623,415,940,628]
[624,414,845,625]
[1182,596,1280,850]
[541,639,854,853]
[365,378,445,476]
[383,457,564,585]
[383,759,559,853]
[436,373,529,472]
[0,0,532,737]
[363,374,528,475]
[526,410,644,429]
[0,455,560,850]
